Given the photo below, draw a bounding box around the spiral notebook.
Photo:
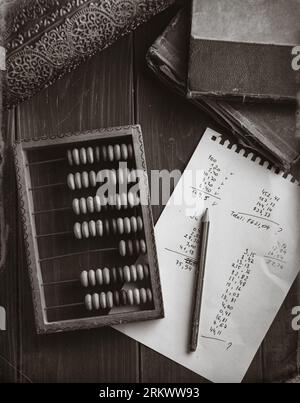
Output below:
[116,128,300,383]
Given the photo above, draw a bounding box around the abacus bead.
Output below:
[115,194,122,210]
[127,240,134,256]
[133,288,141,305]
[130,265,138,282]
[80,148,87,165]
[119,240,126,257]
[111,267,117,283]
[121,193,128,209]
[130,217,137,233]
[114,291,120,307]
[128,144,134,159]
[111,218,117,235]
[89,221,96,237]
[67,150,73,166]
[88,270,96,286]
[87,197,94,213]
[87,147,94,164]
[137,216,143,231]
[95,146,100,162]
[92,293,100,310]
[128,192,135,208]
[124,217,131,234]
[67,174,75,190]
[107,291,114,309]
[96,220,103,237]
[118,267,124,282]
[94,195,101,212]
[82,172,89,188]
[127,289,134,306]
[96,269,103,285]
[80,198,87,214]
[74,223,82,239]
[144,265,149,278]
[140,288,147,304]
[82,222,89,238]
[147,289,153,303]
[107,145,114,162]
[114,145,121,161]
[124,266,131,283]
[104,219,110,235]
[89,171,96,187]
[133,239,140,255]
[139,288,147,305]
[81,271,89,287]
[140,240,147,254]
[100,292,107,309]
[117,218,124,235]
[85,294,92,311]
[103,268,110,285]
[101,145,107,161]
[121,290,127,305]
[74,173,82,189]
[73,199,80,215]
[121,144,128,160]
[73,149,80,165]
[137,265,144,281]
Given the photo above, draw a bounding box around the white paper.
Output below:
[116,128,300,383]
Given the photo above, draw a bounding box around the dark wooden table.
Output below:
[1,7,299,383]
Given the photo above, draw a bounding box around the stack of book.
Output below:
[147,0,300,170]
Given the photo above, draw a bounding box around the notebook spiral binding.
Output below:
[211,135,300,186]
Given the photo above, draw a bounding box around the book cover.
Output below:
[188,0,299,102]
[146,8,299,170]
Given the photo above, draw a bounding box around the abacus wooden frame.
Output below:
[14,125,164,334]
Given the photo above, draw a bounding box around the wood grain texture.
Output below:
[0,111,19,382]
[0,5,298,383]
[14,36,139,383]
[134,7,265,383]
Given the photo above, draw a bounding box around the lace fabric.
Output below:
[4,0,174,108]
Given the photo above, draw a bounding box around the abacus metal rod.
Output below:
[26,157,66,166]
[39,247,117,263]
[29,182,66,191]
[42,279,79,287]
[26,145,135,167]
[45,302,85,310]
[32,203,136,216]
[32,207,71,215]
[36,230,73,239]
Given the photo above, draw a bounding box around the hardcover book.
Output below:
[188,0,299,102]
[146,8,299,170]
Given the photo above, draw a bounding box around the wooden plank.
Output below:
[134,8,265,383]
[15,36,139,382]
[262,274,300,383]
[0,111,20,382]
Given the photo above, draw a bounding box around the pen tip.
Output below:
[203,208,209,222]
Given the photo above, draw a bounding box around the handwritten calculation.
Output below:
[209,249,256,338]
[265,242,287,271]
[190,155,234,217]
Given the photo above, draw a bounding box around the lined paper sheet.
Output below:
[116,128,300,383]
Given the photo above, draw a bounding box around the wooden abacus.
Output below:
[14,125,164,334]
